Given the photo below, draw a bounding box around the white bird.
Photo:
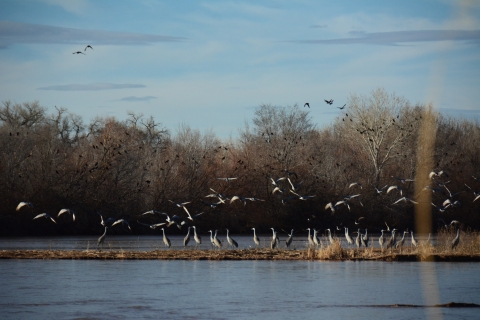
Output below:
[372,185,388,194]
[290,190,315,200]
[184,227,191,247]
[325,202,337,213]
[392,176,415,184]
[97,227,108,247]
[168,200,191,211]
[395,231,407,250]
[270,228,278,249]
[464,184,480,202]
[392,197,418,205]
[184,208,204,222]
[344,227,354,245]
[285,229,294,248]
[251,228,260,247]
[313,229,320,247]
[362,229,369,247]
[306,228,315,247]
[111,219,131,231]
[213,230,222,248]
[379,230,386,249]
[217,177,238,182]
[355,229,362,248]
[230,195,247,206]
[162,213,185,229]
[334,200,351,211]
[287,178,303,192]
[136,220,167,229]
[226,228,238,248]
[161,228,171,248]
[386,229,397,249]
[33,213,56,224]
[411,231,418,247]
[387,185,403,196]
[206,188,229,203]
[429,170,448,179]
[192,226,201,245]
[326,229,334,245]
[139,210,165,216]
[16,201,33,211]
[349,182,362,189]
[270,177,286,186]
[58,208,75,222]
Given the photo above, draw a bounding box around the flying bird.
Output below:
[304,103,310,108]
[57,208,75,222]
[72,51,85,55]
[324,99,333,105]
[16,202,33,211]
[84,45,93,51]
[337,104,346,110]
[33,213,57,224]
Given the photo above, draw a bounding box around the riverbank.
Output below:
[1,248,480,261]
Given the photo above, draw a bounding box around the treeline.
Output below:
[1,88,479,236]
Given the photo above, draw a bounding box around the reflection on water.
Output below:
[0,259,478,319]
[0,234,436,251]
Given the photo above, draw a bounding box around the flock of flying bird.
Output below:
[15,167,475,251]
[72,45,93,55]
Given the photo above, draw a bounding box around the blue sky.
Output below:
[1,0,479,138]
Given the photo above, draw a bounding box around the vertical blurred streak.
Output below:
[414,104,435,245]
[414,105,443,320]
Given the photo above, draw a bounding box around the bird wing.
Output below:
[387,185,398,194]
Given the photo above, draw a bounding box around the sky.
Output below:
[0,0,479,138]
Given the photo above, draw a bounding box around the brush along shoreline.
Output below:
[1,248,480,261]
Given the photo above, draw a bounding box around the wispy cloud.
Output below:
[289,29,480,46]
[37,83,146,91]
[0,21,187,48]
[116,96,157,102]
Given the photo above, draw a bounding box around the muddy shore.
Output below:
[1,249,480,261]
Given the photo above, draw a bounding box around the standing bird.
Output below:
[313,229,320,247]
[285,229,294,248]
[192,226,201,246]
[183,227,191,247]
[58,208,75,222]
[451,228,460,250]
[226,228,238,248]
[212,230,222,249]
[386,229,397,250]
[306,228,315,247]
[326,229,334,245]
[97,226,108,248]
[344,227,354,245]
[161,228,171,248]
[379,230,386,250]
[270,228,278,249]
[362,229,369,247]
[411,231,418,247]
[396,231,407,252]
[251,228,260,247]
[355,229,362,248]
